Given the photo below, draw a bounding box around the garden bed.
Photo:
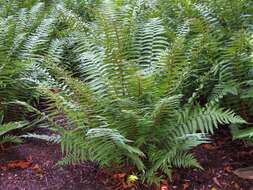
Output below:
[0,127,252,190]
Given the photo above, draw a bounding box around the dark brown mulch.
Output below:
[171,127,253,190]
[0,127,253,190]
[0,140,106,190]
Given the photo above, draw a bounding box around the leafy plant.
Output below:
[28,0,247,185]
[156,0,253,141]
[0,1,61,143]
[0,0,251,187]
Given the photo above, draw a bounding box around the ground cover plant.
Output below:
[0,0,252,189]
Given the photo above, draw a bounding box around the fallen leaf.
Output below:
[112,173,127,179]
[32,164,43,174]
[0,160,32,170]
[202,144,216,150]
[160,184,169,190]
[127,174,138,183]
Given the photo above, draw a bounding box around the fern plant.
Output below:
[28,0,247,185]
[155,0,253,141]
[0,0,251,186]
[39,59,245,185]
[0,1,62,142]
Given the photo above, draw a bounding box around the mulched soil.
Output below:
[171,127,253,190]
[0,127,252,190]
[0,140,106,190]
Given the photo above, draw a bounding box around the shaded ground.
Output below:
[171,127,253,190]
[0,127,252,190]
[0,140,106,190]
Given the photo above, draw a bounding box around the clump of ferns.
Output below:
[29,1,248,186]
[36,60,246,185]
[4,0,249,186]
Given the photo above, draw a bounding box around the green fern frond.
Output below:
[178,105,246,134]
[21,133,61,143]
[1,135,23,144]
[133,18,168,71]
[152,95,182,125]
[0,122,25,136]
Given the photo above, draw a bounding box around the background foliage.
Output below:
[0,0,252,186]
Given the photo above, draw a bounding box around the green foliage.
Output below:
[156,0,253,142]
[0,1,64,142]
[11,0,245,185]
[0,112,24,146]
[0,0,252,186]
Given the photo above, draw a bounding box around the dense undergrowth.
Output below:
[0,0,252,187]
